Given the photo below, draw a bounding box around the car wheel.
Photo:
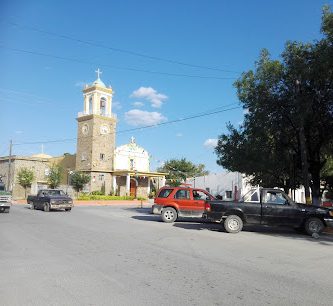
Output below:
[161,207,177,223]
[30,202,35,210]
[4,208,10,213]
[65,208,71,212]
[44,202,50,212]
[224,215,243,233]
[304,217,324,236]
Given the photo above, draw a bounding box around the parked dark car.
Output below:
[27,189,73,212]
[203,187,333,235]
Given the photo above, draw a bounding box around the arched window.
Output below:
[88,96,93,114]
[100,97,106,116]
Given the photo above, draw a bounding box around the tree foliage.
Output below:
[70,171,90,193]
[157,158,209,186]
[17,167,34,198]
[47,164,62,189]
[215,7,333,201]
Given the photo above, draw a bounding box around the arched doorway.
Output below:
[130,178,137,198]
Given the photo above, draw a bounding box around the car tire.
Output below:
[224,215,243,233]
[161,207,177,223]
[44,202,50,212]
[30,202,35,210]
[4,208,10,213]
[304,217,324,236]
[65,208,71,212]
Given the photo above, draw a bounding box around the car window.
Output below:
[158,189,173,198]
[174,189,190,199]
[242,189,260,203]
[193,190,209,200]
[263,191,287,205]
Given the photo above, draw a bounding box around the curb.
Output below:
[12,200,152,207]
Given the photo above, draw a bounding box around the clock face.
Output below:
[100,124,110,135]
[82,124,89,135]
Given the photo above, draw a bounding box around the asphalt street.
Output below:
[1,205,333,306]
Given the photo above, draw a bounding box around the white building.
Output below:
[186,171,243,200]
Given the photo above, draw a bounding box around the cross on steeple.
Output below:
[95,68,102,79]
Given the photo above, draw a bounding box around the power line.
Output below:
[0,45,237,81]
[6,21,240,74]
[12,104,241,146]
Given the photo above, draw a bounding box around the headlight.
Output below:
[50,200,56,204]
[68,200,73,204]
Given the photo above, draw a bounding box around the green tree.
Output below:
[157,158,209,186]
[70,171,90,195]
[17,168,34,198]
[215,7,333,204]
[47,164,62,189]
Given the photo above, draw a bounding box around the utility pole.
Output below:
[7,140,13,191]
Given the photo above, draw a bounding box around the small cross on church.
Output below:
[130,136,136,143]
[95,68,102,79]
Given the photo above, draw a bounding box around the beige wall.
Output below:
[0,154,76,200]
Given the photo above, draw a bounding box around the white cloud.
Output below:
[176,133,183,137]
[125,109,167,126]
[15,130,23,134]
[204,138,218,149]
[132,101,144,107]
[130,86,167,108]
[112,101,122,110]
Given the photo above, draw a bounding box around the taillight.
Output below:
[205,203,211,212]
[322,202,333,207]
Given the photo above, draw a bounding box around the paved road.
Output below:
[1,205,333,306]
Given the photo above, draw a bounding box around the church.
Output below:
[0,71,166,199]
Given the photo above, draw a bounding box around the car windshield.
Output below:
[158,189,173,198]
[44,190,65,196]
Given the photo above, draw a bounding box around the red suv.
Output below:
[152,186,215,223]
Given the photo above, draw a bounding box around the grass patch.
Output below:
[78,195,135,201]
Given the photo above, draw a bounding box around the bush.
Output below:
[91,190,104,195]
[148,191,155,199]
[77,195,135,201]
[137,196,147,201]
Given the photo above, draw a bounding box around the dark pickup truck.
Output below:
[27,189,73,212]
[203,187,333,235]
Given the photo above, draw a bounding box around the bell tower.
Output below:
[75,69,117,193]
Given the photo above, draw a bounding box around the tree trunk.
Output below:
[310,167,321,207]
[299,126,311,204]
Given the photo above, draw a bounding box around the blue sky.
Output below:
[1,0,332,172]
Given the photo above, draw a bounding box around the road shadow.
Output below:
[241,225,333,245]
[125,207,152,214]
[174,221,333,244]
[173,221,222,232]
[132,215,162,222]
